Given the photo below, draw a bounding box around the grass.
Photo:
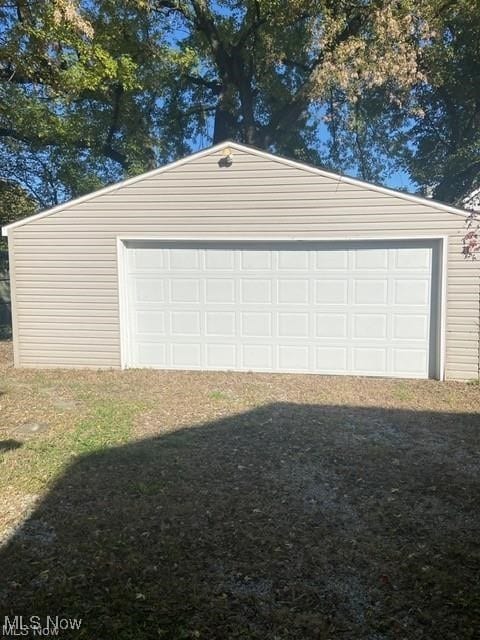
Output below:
[392,381,412,401]
[0,341,479,639]
[2,398,144,493]
[209,389,230,401]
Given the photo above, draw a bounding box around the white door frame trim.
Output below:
[116,235,448,379]
[117,237,130,370]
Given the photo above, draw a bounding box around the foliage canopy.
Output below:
[0,0,478,222]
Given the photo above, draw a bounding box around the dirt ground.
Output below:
[0,341,479,639]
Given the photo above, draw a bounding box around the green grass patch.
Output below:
[209,390,229,401]
[3,400,144,493]
[70,401,140,454]
[132,480,166,496]
[392,382,412,401]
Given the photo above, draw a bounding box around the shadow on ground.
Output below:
[0,403,479,639]
[0,439,21,452]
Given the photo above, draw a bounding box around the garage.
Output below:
[2,141,478,379]
[122,239,440,378]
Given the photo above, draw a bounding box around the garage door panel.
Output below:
[240,279,273,303]
[278,345,310,371]
[137,343,167,366]
[394,279,430,305]
[353,248,388,270]
[353,280,388,304]
[315,280,348,304]
[205,312,236,336]
[315,250,349,270]
[278,251,310,271]
[171,343,201,367]
[135,279,165,302]
[241,344,273,370]
[169,248,200,270]
[171,311,201,336]
[278,279,309,304]
[240,250,272,270]
[353,347,387,374]
[316,346,348,372]
[125,241,437,377]
[394,247,431,270]
[205,250,235,270]
[133,249,165,270]
[136,310,166,334]
[278,313,309,338]
[393,315,428,340]
[392,348,428,376]
[170,279,200,303]
[352,314,388,339]
[205,279,236,303]
[240,312,270,337]
[315,313,348,339]
[206,344,237,368]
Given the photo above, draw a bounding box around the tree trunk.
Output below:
[212,89,239,143]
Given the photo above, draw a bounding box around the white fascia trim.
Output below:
[2,139,469,236]
[1,140,232,236]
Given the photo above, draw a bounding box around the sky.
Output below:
[0,0,420,205]
[384,168,416,192]
[164,1,419,195]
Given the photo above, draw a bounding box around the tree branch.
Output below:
[181,104,216,117]
[265,11,367,142]
[0,127,34,144]
[0,125,129,170]
[232,4,266,52]
[0,64,52,86]
[102,84,130,169]
[185,74,222,93]
[105,85,123,150]
[188,0,233,77]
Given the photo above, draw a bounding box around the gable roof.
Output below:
[2,140,469,236]
[463,186,480,212]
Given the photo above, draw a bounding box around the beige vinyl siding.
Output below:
[10,147,480,379]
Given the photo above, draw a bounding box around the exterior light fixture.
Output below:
[219,146,233,167]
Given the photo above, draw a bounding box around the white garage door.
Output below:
[122,241,438,378]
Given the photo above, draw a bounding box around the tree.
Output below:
[150,0,429,162]
[0,180,36,226]
[0,0,194,207]
[0,0,433,214]
[462,186,480,258]
[401,0,480,205]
